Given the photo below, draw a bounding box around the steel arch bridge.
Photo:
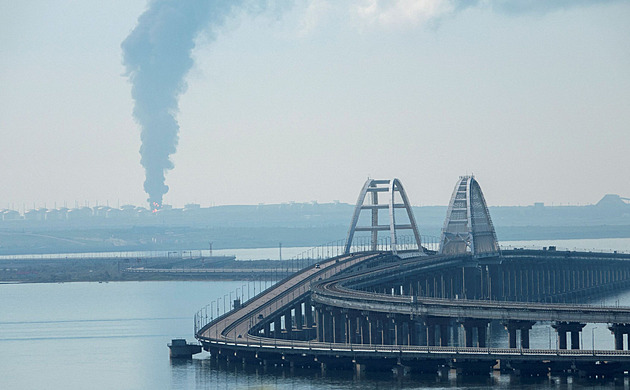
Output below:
[344,178,423,256]
[439,175,500,258]
[189,175,630,377]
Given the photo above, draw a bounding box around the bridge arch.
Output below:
[344,178,422,255]
[439,175,500,258]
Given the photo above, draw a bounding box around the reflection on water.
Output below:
[170,357,630,390]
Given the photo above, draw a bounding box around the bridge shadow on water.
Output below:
[169,356,629,389]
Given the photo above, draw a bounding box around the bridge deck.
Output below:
[197,252,379,342]
[195,250,630,371]
[312,255,630,323]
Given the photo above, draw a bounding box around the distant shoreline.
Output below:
[2,224,630,256]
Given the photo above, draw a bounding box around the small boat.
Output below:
[168,339,202,359]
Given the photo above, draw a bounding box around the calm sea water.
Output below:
[2,238,630,389]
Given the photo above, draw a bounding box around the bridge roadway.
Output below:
[196,252,381,342]
[311,258,630,324]
[195,250,630,374]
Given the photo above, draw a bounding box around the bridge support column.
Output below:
[333,310,344,344]
[558,329,567,350]
[478,323,487,348]
[508,327,517,349]
[616,332,624,350]
[304,298,314,328]
[553,322,585,350]
[347,313,356,344]
[439,323,448,347]
[464,325,473,347]
[383,315,394,345]
[359,313,370,345]
[426,321,436,346]
[570,330,580,350]
[504,320,535,349]
[609,324,630,350]
[521,327,530,349]
[316,307,323,341]
[367,316,378,345]
[274,317,282,339]
[284,310,293,339]
[374,316,384,345]
[461,319,490,348]
[424,317,449,346]
[409,318,419,346]
[295,303,303,330]
[323,309,334,342]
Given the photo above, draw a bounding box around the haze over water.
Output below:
[1,238,630,389]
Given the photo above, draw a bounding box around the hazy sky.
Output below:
[1,0,629,209]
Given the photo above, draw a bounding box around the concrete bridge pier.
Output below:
[283,309,293,339]
[273,317,282,339]
[294,303,303,330]
[263,322,271,338]
[346,313,357,344]
[504,320,535,349]
[609,323,630,350]
[425,317,450,346]
[462,266,482,299]
[333,309,345,343]
[304,299,314,328]
[460,319,490,348]
[358,313,370,344]
[315,307,323,341]
[552,322,585,349]
[322,308,334,342]
[383,314,394,345]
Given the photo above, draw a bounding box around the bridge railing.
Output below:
[193,235,441,335]
[194,238,350,335]
[499,244,630,255]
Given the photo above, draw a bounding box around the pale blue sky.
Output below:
[1,0,629,209]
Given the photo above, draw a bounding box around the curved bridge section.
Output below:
[192,175,630,376]
[194,249,630,376]
[195,252,382,345]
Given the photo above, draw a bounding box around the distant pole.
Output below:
[279,242,282,262]
[209,242,213,257]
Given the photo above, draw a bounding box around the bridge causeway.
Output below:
[192,176,630,377]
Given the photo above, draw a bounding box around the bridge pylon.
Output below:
[439,175,500,258]
[344,178,423,255]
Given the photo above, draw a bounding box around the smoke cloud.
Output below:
[122,0,246,209]
[355,0,621,26]
[122,0,617,209]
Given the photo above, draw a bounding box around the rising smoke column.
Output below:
[122,0,613,210]
[122,0,243,209]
